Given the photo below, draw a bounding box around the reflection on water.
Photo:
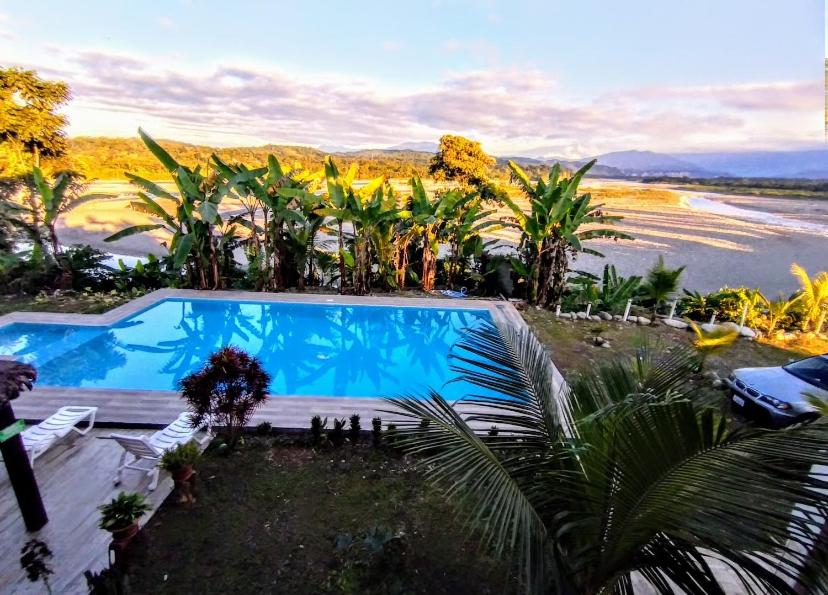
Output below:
[0,299,493,399]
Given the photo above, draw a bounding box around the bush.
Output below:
[255,421,273,436]
[112,254,176,292]
[180,347,271,448]
[57,244,113,290]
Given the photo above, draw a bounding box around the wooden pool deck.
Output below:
[0,428,179,594]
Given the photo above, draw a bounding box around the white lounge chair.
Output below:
[19,406,98,465]
[110,412,211,491]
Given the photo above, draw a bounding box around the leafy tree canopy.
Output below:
[428,134,495,187]
[0,68,70,173]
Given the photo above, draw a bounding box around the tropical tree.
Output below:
[641,255,685,317]
[214,155,322,290]
[407,175,468,291]
[28,167,101,258]
[429,134,495,188]
[443,193,498,289]
[386,322,828,594]
[104,129,241,289]
[759,293,802,336]
[0,68,70,173]
[503,160,630,307]
[790,263,828,332]
[317,159,409,295]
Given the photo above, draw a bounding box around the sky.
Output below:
[0,0,825,157]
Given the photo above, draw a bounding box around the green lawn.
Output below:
[126,439,512,595]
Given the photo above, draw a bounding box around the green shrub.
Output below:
[160,441,201,473]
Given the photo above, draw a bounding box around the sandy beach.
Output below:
[58,179,827,296]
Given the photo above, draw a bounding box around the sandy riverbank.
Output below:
[57,180,827,296]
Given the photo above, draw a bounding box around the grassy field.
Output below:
[126,439,511,595]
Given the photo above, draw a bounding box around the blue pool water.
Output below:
[0,298,494,399]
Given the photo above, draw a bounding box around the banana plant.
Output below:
[323,156,358,290]
[443,195,499,289]
[316,163,410,295]
[407,176,470,291]
[214,154,321,290]
[502,159,631,308]
[105,129,240,289]
[29,167,103,254]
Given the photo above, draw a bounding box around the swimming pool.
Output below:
[0,298,495,399]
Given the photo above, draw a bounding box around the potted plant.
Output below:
[98,492,151,545]
[160,440,201,484]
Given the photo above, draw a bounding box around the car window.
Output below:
[783,356,828,392]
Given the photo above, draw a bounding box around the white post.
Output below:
[738,302,748,332]
[622,299,632,322]
[709,313,716,325]
[585,303,592,317]
[555,304,561,317]
[667,300,677,320]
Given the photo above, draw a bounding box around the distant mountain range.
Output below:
[359,146,828,179]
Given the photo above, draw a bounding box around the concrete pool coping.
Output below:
[1,289,564,428]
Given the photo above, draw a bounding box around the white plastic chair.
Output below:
[110,412,211,490]
[19,406,98,465]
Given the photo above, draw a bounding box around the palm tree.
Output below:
[386,323,828,594]
[641,255,685,318]
[759,293,802,337]
[503,160,630,308]
[790,263,828,332]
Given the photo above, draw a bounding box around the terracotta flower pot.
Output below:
[109,521,140,546]
[172,464,194,483]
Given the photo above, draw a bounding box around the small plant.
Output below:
[255,421,273,436]
[488,425,499,437]
[310,415,328,446]
[160,441,200,475]
[20,539,53,594]
[84,567,130,595]
[348,414,361,444]
[329,526,408,592]
[99,491,151,532]
[385,423,398,447]
[418,418,431,430]
[179,346,271,448]
[330,418,347,447]
[371,417,382,447]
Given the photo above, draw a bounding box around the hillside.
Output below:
[62,137,430,180]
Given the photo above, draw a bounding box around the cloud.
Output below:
[157,16,174,29]
[23,48,822,155]
[381,40,402,52]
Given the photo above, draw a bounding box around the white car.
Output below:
[727,354,828,428]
